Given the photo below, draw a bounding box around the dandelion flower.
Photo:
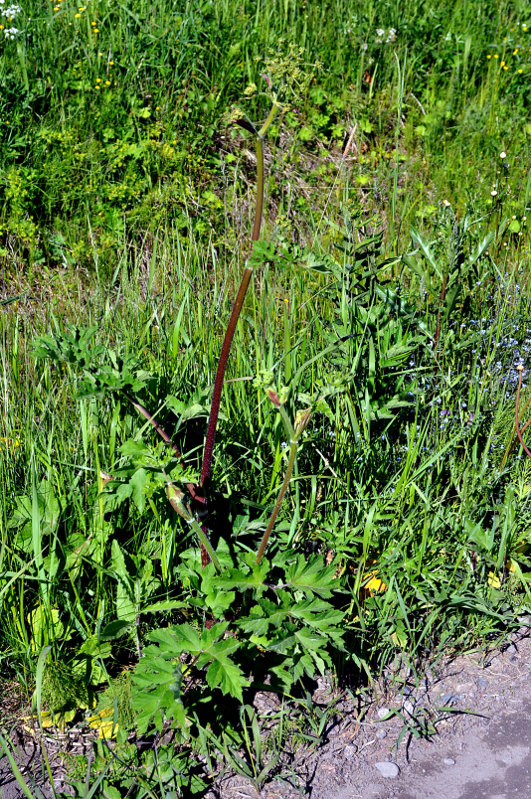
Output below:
[500,151,507,158]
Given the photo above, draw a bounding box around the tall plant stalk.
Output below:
[200,101,280,488]
[255,393,311,564]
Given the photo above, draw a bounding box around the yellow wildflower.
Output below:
[487,572,501,588]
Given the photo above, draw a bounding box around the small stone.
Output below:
[507,644,517,654]
[440,693,461,706]
[444,757,456,766]
[377,707,391,719]
[344,744,358,760]
[403,686,413,697]
[376,729,387,739]
[403,700,415,715]
[375,761,400,779]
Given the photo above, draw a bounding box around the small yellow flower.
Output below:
[503,65,508,70]
[109,60,114,65]
[494,53,499,59]
[0,437,21,452]
[74,13,81,18]
[95,84,100,89]
[487,572,501,589]
[518,68,523,74]
[513,49,519,55]
[487,54,491,59]
[93,28,99,33]
[523,24,527,31]
[364,571,387,594]
[500,60,506,66]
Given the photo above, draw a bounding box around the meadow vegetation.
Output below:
[0,0,531,795]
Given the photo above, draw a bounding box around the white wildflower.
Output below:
[1,4,21,17]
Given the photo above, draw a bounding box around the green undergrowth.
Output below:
[1,0,531,797]
[2,211,531,795]
[1,0,530,277]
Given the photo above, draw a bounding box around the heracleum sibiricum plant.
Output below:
[32,84,347,743]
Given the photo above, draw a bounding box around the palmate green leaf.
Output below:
[205,559,270,596]
[283,554,340,598]
[131,647,187,735]
[205,657,247,702]
[147,622,248,700]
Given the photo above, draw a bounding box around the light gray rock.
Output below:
[374,761,400,778]
[377,706,391,719]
